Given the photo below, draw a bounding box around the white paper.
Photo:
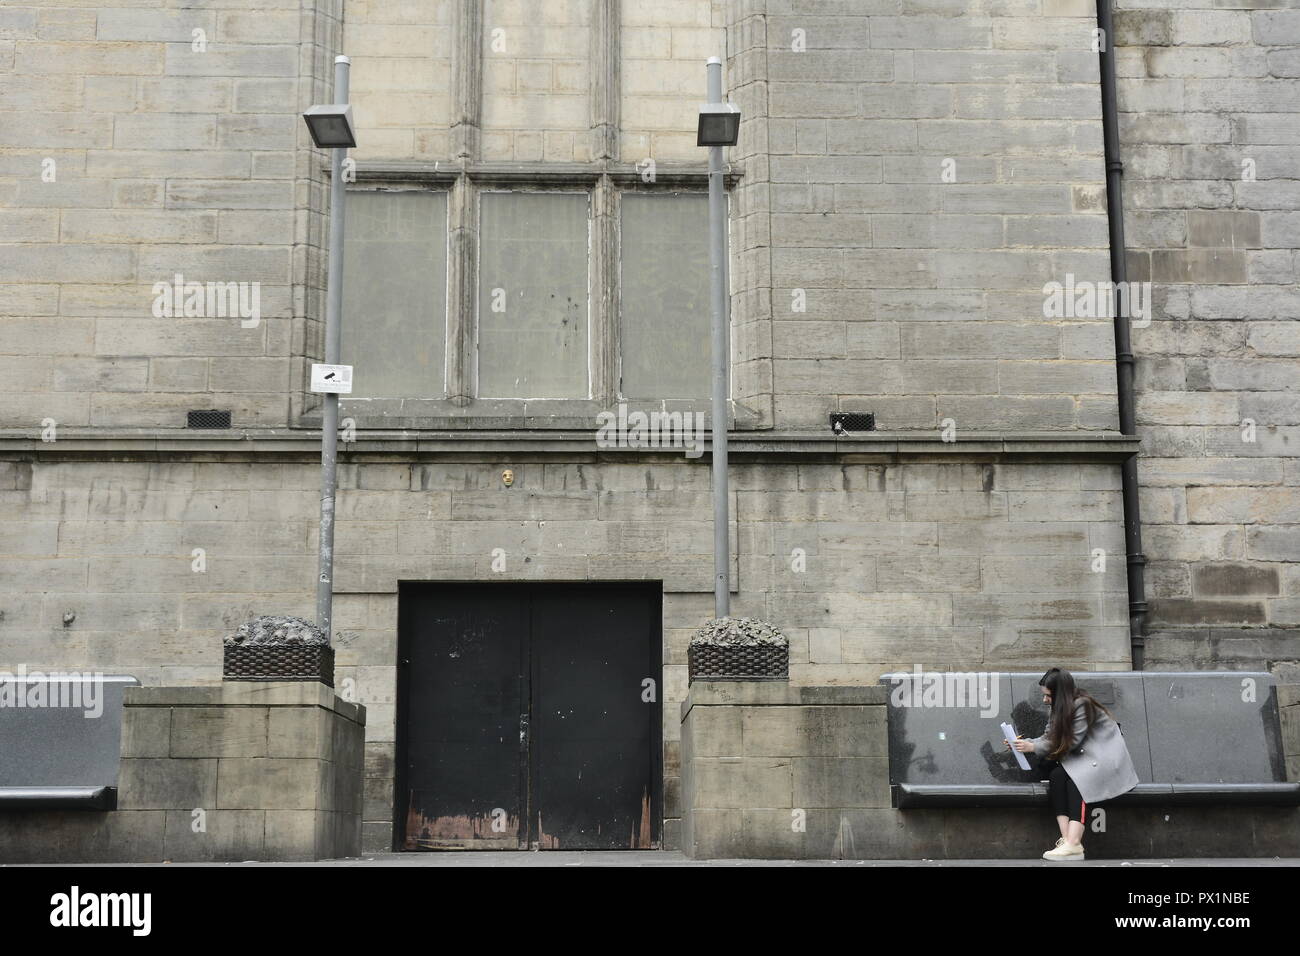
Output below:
[1002,721,1031,770]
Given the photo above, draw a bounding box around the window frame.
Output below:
[322,167,732,429]
[615,185,717,404]
[338,184,453,402]
[473,187,595,402]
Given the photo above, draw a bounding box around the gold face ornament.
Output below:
[501,469,514,487]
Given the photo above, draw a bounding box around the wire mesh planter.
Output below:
[688,643,788,682]
[222,644,334,687]
[222,615,334,686]
[688,617,789,683]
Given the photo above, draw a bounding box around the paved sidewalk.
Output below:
[19,852,1299,867]
[312,853,1300,867]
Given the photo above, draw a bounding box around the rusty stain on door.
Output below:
[631,788,653,849]
[404,801,521,850]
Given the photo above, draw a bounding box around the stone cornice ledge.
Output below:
[0,429,1141,460]
[343,159,744,188]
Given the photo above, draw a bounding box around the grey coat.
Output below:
[1031,699,1140,804]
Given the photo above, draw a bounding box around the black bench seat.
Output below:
[895,781,1300,809]
[881,671,1298,810]
[0,674,137,811]
[0,786,118,810]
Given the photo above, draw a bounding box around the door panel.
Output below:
[396,583,661,851]
[398,586,528,849]
[530,586,658,849]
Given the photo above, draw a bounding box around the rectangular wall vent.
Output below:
[830,413,875,435]
[187,409,232,429]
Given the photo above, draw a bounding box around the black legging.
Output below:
[1048,763,1087,823]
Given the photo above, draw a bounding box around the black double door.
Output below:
[396,582,662,850]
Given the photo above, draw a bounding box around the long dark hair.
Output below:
[1039,668,1115,760]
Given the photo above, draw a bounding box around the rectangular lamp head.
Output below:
[303,104,356,149]
[696,102,741,147]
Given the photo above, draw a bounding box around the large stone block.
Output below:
[16,41,162,75]
[216,757,325,810]
[793,756,891,808]
[1193,563,1281,597]
[683,705,742,757]
[120,705,171,758]
[737,808,840,859]
[741,705,886,758]
[828,808,948,860]
[118,757,217,810]
[1148,599,1267,627]
[690,757,793,809]
[161,808,265,862]
[262,810,320,862]
[0,810,167,864]
[170,706,269,758]
[682,808,743,859]
[1254,11,1300,46]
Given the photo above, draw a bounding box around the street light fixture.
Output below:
[301,55,354,644]
[302,104,356,149]
[699,57,740,620]
[696,101,741,148]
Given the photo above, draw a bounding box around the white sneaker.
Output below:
[1043,841,1085,861]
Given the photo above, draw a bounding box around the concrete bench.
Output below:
[881,671,1300,810]
[0,674,138,810]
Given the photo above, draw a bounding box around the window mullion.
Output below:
[446,175,477,402]
[451,0,482,165]
[446,0,482,402]
[592,176,617,404]
[592,0,619,166]
[591,0,619,405]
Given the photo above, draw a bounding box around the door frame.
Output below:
[392,580,664,851]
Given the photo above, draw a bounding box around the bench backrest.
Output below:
[882,671,1286,787]
[0,675,138,788]
[1140,672,1286,784]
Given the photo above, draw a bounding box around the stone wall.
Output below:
[345,0,454,162]
[0,450,1131,850]
[0,0,339,430]
[733,0,1118,431]
[1114,3,1300,674]
[1,0,1127,434]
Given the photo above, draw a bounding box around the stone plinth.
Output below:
[681,682,892,859]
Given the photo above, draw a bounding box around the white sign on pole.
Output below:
[310,363,353,394]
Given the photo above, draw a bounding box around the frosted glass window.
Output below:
[477,192,590,398]
[341,190,448,398]
[619,193,711,399]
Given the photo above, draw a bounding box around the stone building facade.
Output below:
[1114,4,1300,669]
[0,0,1295,853]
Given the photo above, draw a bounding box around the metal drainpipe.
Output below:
[1097,0,1149,668]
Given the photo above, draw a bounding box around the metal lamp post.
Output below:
[698,57,740,620]
[302,55,356,642]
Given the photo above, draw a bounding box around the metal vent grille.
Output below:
[187,409,232,429]
[830,413,875,435]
